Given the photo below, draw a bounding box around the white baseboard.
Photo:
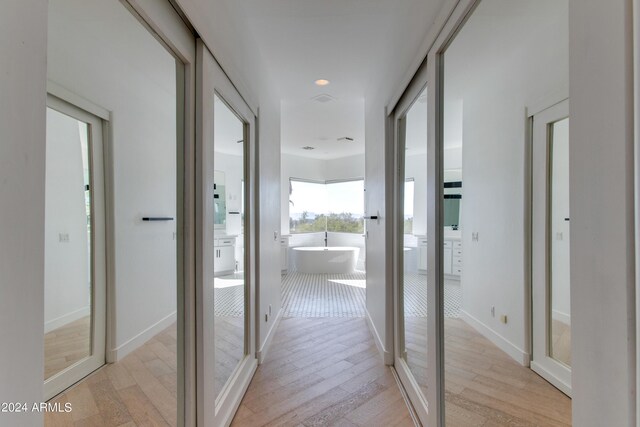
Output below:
[552,309,571,325]
[107,311,177,362]
[45,306,90,333]
[365,308,393,365]
[460,310,530,366]
[257,307,283,364]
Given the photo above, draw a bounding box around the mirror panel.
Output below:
[549,117,571,367]
[401,87,429,399]
[213,93,247,401]
[44,107,93,380]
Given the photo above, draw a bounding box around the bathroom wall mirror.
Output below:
[214,170,226,228]
[443,178,462,228]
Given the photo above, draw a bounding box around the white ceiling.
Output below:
[238,0,448,159]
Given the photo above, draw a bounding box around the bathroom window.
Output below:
[289,178,365,234]
[326,179,364,234]
[289,179,327,233]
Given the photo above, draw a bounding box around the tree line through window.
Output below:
[289,179,365,234]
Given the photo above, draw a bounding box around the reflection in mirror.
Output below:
[442,0,572,423]
[401,87,429,399]
[214,170,226,227]
[213,94,246,401]
[44,107,92,379]
[550,118,571,366]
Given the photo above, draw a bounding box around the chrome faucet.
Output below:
[324,231,328,247]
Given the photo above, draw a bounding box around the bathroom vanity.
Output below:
[416,235,462,279]
[214,236,236,276]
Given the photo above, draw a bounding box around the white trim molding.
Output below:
[107,311,177,362]
[257,307,283,364]
[365,308,393,365]
[460,310,530,366]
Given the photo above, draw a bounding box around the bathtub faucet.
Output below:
[324,231,328,247]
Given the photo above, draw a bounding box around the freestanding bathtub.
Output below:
[293,246,360,274]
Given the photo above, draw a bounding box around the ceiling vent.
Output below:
[312,94,335,103]
[337,136,355,142]
[302,146,315,150]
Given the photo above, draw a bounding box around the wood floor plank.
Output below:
[45,324,177,427]
[231,317,414,427]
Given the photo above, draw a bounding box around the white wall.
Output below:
[447,0,568,359]
[570,0,635,423]
[48,0,177,356]
[44,109,90,332]
[0,0,47,423]
[364,97,392,360]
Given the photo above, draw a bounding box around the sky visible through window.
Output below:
[290,179,364,233]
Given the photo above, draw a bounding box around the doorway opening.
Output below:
[280,99,367,319]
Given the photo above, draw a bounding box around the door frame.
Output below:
[44,94,108,401]
[196,39,258,427]
[530,99,572,396]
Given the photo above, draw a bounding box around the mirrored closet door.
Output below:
[394,83,439,425]
[197,40,257,427]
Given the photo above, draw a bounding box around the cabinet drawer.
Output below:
[453,256,463,266]
[443,241,453,249]
[453,241,462,249]
[219,238,234,246]
[453,266,463,275]
[454,249,463,257]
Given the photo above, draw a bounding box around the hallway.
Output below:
[231,317,415,427]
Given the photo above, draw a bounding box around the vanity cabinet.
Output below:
[281,235,289,273]
[444,241,453,275]
[417,237,462,278]
[214,237,236,276]
[446,239,462,278]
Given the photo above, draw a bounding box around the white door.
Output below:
[196,40,257,426]
[44,95,107,400]
[531,99,571,396]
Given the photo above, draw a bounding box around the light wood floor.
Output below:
[215,315,245,396]
[45,316,91,380]
[45,323,177,427]
[231,317,416,427]
[444,318,572,426]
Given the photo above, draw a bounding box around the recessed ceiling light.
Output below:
[302,146,315,150]
[315,79,330,86]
